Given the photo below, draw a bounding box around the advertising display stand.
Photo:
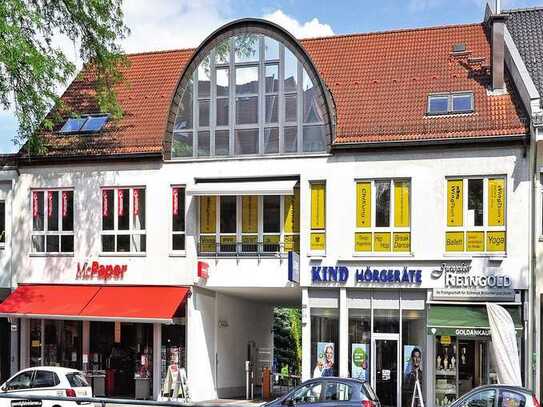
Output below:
[161,364,189,402]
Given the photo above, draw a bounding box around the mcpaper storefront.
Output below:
[0,276,190,400]
[304,259,526,407]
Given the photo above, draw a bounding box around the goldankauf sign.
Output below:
[311,265,422,285]
[431,262,514,301]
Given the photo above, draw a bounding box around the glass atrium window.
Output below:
[172,32,330,158]
[427,92,474,115]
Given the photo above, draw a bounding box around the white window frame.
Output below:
[427,91,474,115]
[0,200,5,249]
[100,186,146,255]
[171,185,186,255]
[444,176,507,255]
[353,178,411,254]
[30,188,74,255]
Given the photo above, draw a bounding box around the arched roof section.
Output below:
[163,18,335,159]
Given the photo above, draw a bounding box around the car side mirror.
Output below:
[1,385,6,392]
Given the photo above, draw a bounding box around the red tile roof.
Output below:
[30,22,528,159]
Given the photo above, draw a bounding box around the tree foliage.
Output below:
[0,0,129,153]
[274,307,302,375]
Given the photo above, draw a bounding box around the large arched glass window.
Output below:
[172,32,330,158]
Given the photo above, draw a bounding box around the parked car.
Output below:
[264,377,380,407]
[0,367,92,407]
[449,385,540,407]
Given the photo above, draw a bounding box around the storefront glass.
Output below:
[348,309,370,381]
[30,319,41,367]
[161,324,186,393]
[28,319,82,369]
[310,308,339,378]
[402,309,425,407]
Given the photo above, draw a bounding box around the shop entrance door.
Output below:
[371,333,400,407]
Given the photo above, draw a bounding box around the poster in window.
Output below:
[172,188,179,216]
[311,183,325,229]
[351,343,369,381]
[200,196,216,233]
[466,231,484,252]
[118,189,124,216]
[242,196,258,233]
[374,232,391,252]
[62,191,69,218]
[403,345,423,407]
[393,232,411,252]
[32,191,39,218]
[394,181,410,227]
[284,189,300,233]
[284,235,300,252]
[47,191,54,218]
[354,232,372,252]
[488,178,505,226]
[314,342,335,378]
[445,231,464,252]
[487,231,506,252]
[133,189,140,216]
[310,232,325,251]
[200,235,216,252]
[102,190,109,217]
[447,179,463,227]
[356,182,371,228]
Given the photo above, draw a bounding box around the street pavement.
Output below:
[95,400,267,407]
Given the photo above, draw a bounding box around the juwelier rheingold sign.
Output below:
[431,263,514,301]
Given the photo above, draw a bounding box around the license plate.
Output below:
[11,401,42,407]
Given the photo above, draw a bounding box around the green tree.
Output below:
[273,307,302,375]
[0,0,129,153]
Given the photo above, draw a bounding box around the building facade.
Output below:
[0,6,535,406]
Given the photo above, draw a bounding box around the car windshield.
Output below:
[65,372,89,387]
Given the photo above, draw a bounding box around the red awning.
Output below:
[0,285,190,323]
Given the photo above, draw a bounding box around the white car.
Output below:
[0,367,92,407]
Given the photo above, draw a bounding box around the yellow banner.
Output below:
[466,231,485,252]
[394,181,410,227]
[284,189,300,233]
[220,235,236,244]
[200,196,216,233]
[445,231,464,252]
[199,235,216,252]
[488,178,505,226]
[310,232,326,251]
[393,232,411,252]
[487,231,506,252]
[447,179,463,227]
[374,232,391,252]
[284,235,300,252]
[356,182,371,228]
[354,232,372,252]
[263,235,280,245]
[311,183,326,229]
[242,196,258,233]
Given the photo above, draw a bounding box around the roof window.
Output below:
[452,43,466,53]
[427,92,473,115]
[59,115,108,134]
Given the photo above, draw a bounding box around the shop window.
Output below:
[445,177,506,253]
[171,187,186,252]
[0,200,5,246]
[31,189,74,254]
[198,192,299,256]
[172,33,330,159]
[354,179,411,253]
[310,182,326,253]
[348,309,371,381]
[101,187,146,253]
[30,319,42,367]
[43,320,82,369]
[402,309,426,407]
[311,308,339,378]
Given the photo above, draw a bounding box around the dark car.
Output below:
[449,385,540,407]
[264,377,380,407]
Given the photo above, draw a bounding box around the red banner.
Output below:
[32,191,39,218]
[62,191,68,218]
[118,190,124,217]
[102,190,109,217]
[133,189,140,216]
[47,191,54,218]
[172,188,179,216]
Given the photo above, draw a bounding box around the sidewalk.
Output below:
[96,400,266,407]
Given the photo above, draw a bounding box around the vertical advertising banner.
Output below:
[284,189,300,234]
[488,178,505,226]
[242,196,258,233]
[47,191,54,218]
[102,190,109,217]
[403,345,423,404]
[200,196,216,233]
[133,189,140,216]
[118,189,124,217]
[311,183,326,229]
[172,188,179,216]
[314,342,335,378]
[62,191,69,218]
[394,181,410,227]
[351,343,369,381]
[356,182,372,228]
[447,179,463,227]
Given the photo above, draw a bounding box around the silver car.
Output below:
[448,385,539,407]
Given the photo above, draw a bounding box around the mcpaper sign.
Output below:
[76,261,127,281]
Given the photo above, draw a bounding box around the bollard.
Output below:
[245,360,251,400]
[262,367,271,400]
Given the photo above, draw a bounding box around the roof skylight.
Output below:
[427,92,474,115]
[59,115,109,134]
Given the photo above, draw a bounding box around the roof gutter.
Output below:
[331,134,528,151]
[16,152,163,167]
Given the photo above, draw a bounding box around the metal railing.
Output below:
[197,241,299,258]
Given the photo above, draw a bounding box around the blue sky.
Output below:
[1,0,541,154]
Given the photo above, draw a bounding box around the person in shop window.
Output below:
[321,344,335,377]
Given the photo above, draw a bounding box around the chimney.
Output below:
[489,0,508,92]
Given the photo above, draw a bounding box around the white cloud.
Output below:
[262,9,334,39]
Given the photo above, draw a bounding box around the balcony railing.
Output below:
[197,240,299,258]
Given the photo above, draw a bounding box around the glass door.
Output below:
[372,333,400,407]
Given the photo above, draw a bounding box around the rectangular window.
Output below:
[172,187,185,251]
[310,182,326,253]
[354,179,411,253]
[445,177,506,253]
[198,191,299,256]
[427,92,474,115]
[0,201,5,245]
[31,190,74,254]
[101,187,146,253]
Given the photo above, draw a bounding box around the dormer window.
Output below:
[59,115,108,134]
[427,92,474,115]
